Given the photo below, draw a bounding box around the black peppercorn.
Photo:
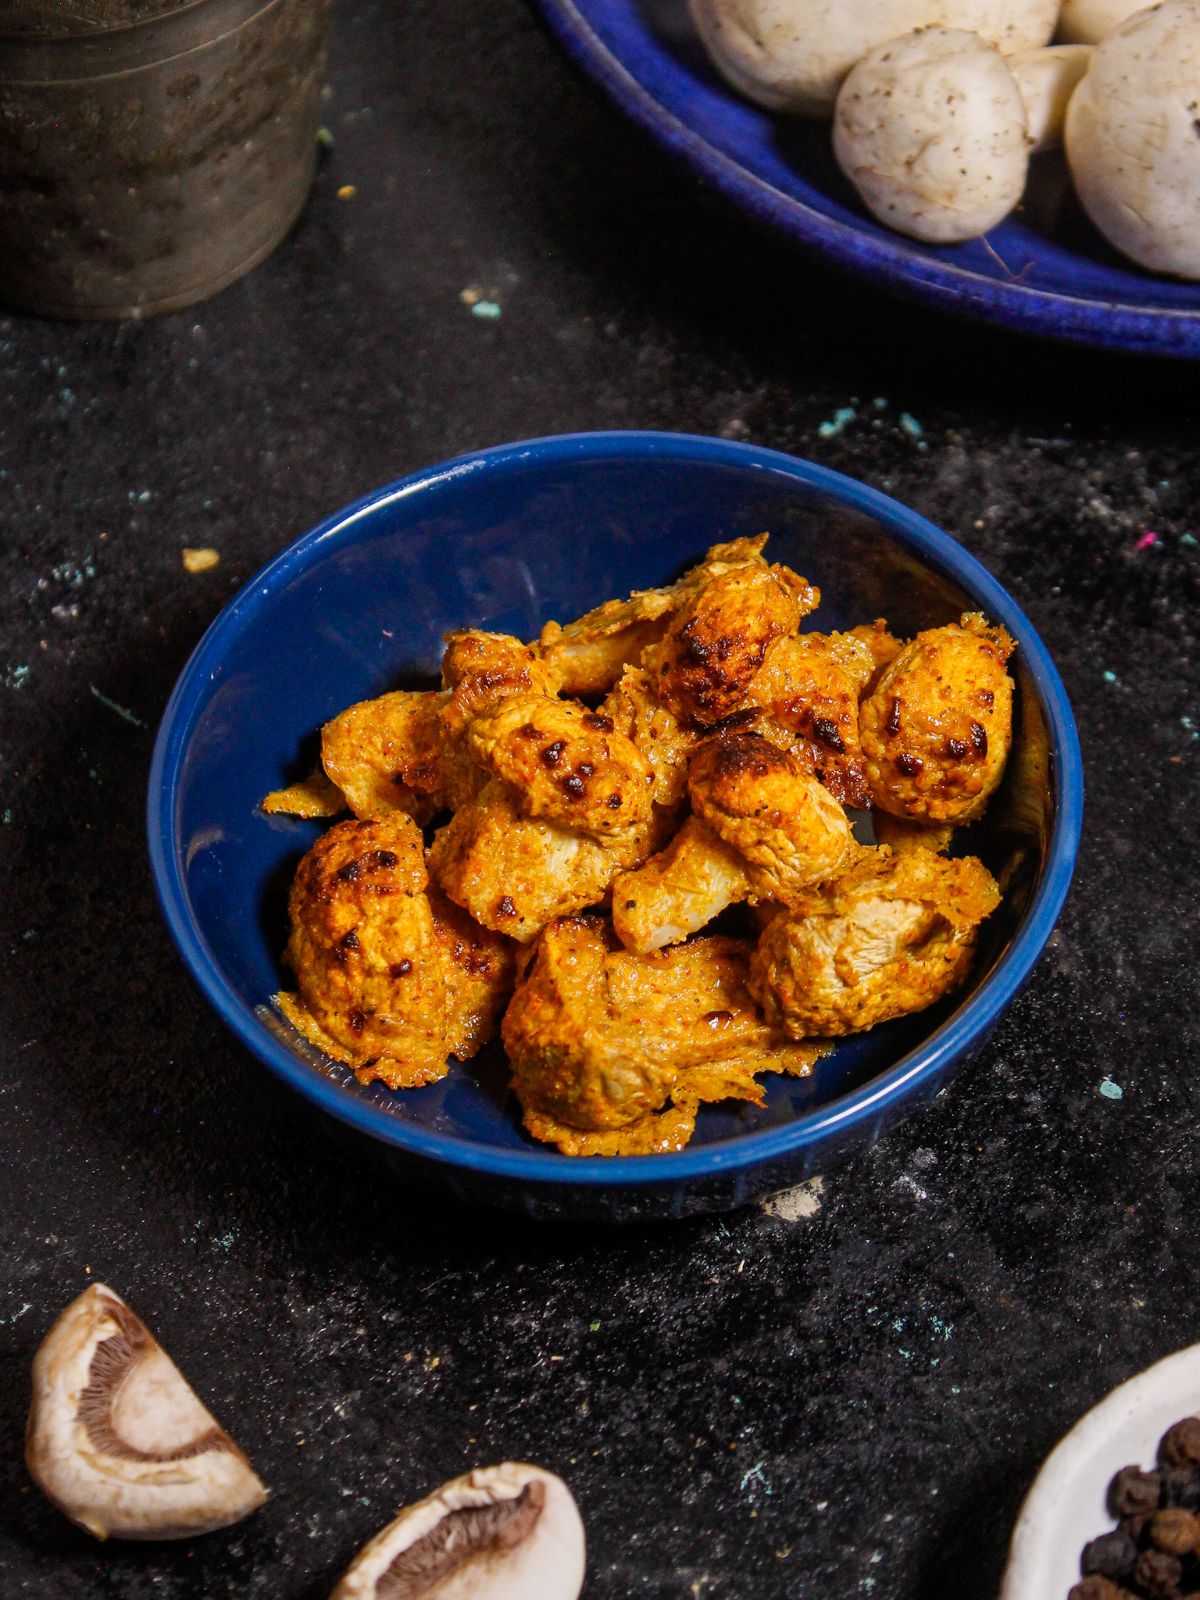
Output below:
[1082,1530,1138,1578]
[1111,1466,1165,1518]
[1121,1511,1158,1546]
[1132,1547,1183,1598]
[1151,1510,1200,1557]
[1160,1469,1200,1512]
[1068,1579,1137,1600]
[1161,1422,1200,1471]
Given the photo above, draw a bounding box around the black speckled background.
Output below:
[2,2,1199,1595]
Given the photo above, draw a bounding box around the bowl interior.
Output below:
[157,437,1065,1173]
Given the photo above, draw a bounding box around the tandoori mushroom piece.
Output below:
[643,560,819,730]
[859,612,1015,825]
[280,813,514,1087]
[26,1284,266,1541]
[464,693,655,840]
[330,1463,585,1600]
[611,732,855,954]
[321,689,460,824]
[749,629,880,807]
[427,777,662,945]
[536,533,777,696]
[503,917,820,1154]
[749,846,1001,1037]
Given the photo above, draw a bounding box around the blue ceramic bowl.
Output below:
[531,0,1200,358]
[148,432,1083,1221]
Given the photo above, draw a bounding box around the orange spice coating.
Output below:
[859,613,1015,825]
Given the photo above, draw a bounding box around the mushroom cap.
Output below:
[833,27,1030,244]
[687,0,955,116]
[1008,43,1093,152]
[1064,0,1200,277]
[1056,0,1152,43]
[687,0,1056,117]
[687,732,854,899]
[26,1284,266,1541]
[331,1462,586,1600]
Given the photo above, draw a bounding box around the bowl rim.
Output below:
[147,429,1084,1189]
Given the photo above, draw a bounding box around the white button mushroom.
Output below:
[1064,0,1200,277]
[833,28,1030,242]
[331,1463,586,1600]
[1057,0,1152,42]
[26,1283,267,1541]
[1008,43,1093,150]
[687,0,1058,117]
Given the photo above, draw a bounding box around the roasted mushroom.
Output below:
[26,1284,266,1541]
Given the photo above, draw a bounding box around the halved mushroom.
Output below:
[331,1462,585,1600]
[26,1283,267,1540]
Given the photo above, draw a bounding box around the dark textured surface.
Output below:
[0,1,1197,1595]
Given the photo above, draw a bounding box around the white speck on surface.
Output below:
[1098,1077,1124,1100]
[759,1176,824,1222]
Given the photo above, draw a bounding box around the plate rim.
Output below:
[147,429,1084,1190]
[531,0,1200,358]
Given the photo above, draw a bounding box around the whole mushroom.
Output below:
[687,0,1057,117]
[1008,42,1093,150]
[26,1284,267,1540]
[331,1462,586,1600]
[1064,0,1200,278]
[833,28,1030,242]
[1056,0,1151,41]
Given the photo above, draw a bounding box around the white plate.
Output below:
[1001,1343,1200,1599]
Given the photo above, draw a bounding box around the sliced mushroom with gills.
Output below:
[330,1462,585,1600]
[25,1283,267,1540]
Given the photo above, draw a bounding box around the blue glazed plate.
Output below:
[148,433,1083,1221]
[532,0,1200,358]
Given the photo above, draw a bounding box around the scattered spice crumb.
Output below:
[471,300,501,320]
[182,547,220,574]
[89,684,145,728]
[316,126,334,150]
[817,405,856,439]
[1098,1077,1124,1100]
[459,286,482,306]
[337,184,357,201]
[1134,530,1159,552]
[588,1320,601,1332]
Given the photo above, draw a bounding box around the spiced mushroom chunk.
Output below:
[26,1284,266,1541]
[331,1462,585,1600]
